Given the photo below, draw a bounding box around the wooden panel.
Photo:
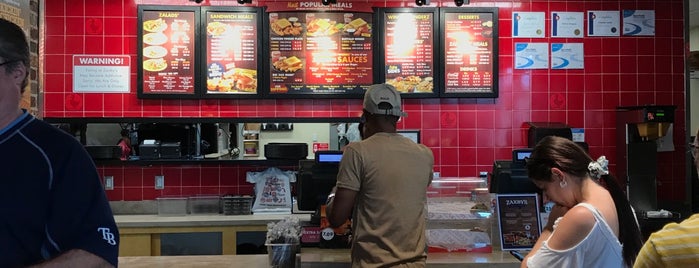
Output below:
[120,234,153,256]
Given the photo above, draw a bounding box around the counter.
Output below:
[119,248,521,268]
[115,214,311,256]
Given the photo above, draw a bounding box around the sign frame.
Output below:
[199,6,264,99]
[496,193,542,251]
[137,5,201,99]
[376,8,439,99]
[438,7,499,98]
[262,8,376,99]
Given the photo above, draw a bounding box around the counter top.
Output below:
[115,214,312,228]
[119,249,521,268]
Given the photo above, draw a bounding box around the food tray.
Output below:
[188,195,221,215]
[222,195,253,215]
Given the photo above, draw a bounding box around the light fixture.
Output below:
[237,0,252,4]
[189,0,203,3]
[321,0,337,5]
[454,0,468,6]
[415,0,429,6]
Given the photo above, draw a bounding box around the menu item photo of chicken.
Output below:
[270,18,302,36]
[343,18,371,37]
[272,56,303,72]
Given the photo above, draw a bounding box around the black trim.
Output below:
[137,5,201,99]
[43,117,360,124]
[199,6,264,99]
[375,7,440,99]
[438,7,499,98]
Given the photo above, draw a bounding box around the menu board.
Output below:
[380,9,438,98]
[267,11,374,97]
[203,8,261,97]
[138,6,199,98]
[440,8,498,98]
[496,194,542,251]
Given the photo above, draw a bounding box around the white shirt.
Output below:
[527,203,624,268]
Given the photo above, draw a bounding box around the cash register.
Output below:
[296,150,343,223]
[490,148,539,194]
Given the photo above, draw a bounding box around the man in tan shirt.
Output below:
[327,83,434,267]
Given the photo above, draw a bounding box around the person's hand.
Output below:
[544,204,569,231]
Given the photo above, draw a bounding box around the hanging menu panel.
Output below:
[203,8,261,97]
[381,8,438,97]
[265,3,374,98]
[440,8,499,98]
[138,6,199,98]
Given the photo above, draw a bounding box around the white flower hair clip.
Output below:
[588,156,609,179]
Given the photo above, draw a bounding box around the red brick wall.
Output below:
[41,0,688,201]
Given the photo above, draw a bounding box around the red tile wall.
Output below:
[42,0,688,202]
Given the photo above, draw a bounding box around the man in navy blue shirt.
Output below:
[0,18,119,267]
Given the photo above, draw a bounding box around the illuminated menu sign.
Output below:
[442,10,498,97]
[268,11,373,96]
[139,8,197,95]
[204,11,259,95]
[383,12,435,94]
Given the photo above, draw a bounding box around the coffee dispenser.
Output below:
[616,105,676,213]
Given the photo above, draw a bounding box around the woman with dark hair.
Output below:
[522,136,642,268]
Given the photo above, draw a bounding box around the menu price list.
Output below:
[141,10,196,94]
[205,12,259,94]
[268,12,373,95]
[443,12,495,93]
[384,12,435,94]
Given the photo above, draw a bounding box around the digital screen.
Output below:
[204,11,259,95]
[516,151,531,161]
[140,9,197,95]
[318,153,342,163]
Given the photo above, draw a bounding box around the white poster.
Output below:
[551,43,584,69]
[515,43,548,69]
[73,55,131,93]
[623,10,655,36]
[587,11,620,37]
[513,12,545,38]
[551,12,584,38]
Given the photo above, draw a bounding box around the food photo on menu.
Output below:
[139,9,196,95]
[267,10,374,95]
[204,12,259,94]
[142,19,169,73]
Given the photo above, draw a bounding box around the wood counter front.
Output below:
[119,248,521,268]
[115,214,311,256]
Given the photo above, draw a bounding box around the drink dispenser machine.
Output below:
[616,105,676,213]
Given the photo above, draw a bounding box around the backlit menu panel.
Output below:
[204,10,259,95]
[268,11,373,96]
[139,8,197,96]
[441,8,498,98]
[383,12,435,95]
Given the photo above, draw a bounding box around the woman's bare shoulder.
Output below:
[546,205,596,250]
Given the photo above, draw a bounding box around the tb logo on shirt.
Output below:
[97,227,117,245]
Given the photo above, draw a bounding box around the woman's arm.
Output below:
[521,204,569,268]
